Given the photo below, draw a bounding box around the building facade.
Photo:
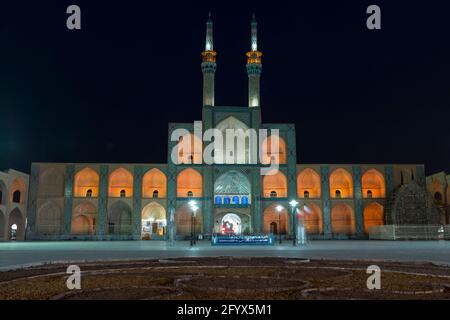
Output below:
[23,15,442,242]
[0,169,29,241]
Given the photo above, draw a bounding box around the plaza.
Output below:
[1,240,450,270]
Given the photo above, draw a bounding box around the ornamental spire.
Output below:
[205,11,213,51]
[251,13,257,51]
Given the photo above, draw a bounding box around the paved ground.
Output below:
[0,240,449,270]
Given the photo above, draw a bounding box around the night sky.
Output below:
[1,1,450,174]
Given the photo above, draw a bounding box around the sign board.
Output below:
[211,234,274,246]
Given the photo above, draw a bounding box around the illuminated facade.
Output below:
[0,169,29,241]
[23,15,442,241]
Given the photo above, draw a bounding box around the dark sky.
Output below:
[1,0,450,174]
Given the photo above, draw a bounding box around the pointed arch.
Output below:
[141,202,167,238]
[108,201,132,235]
[297,168,321,198]
[72,201,97,235]
[303,203,323,234]
[142,168,167,198]
[109,168,133,198]
[175,205,202,235]
[363,202,384,234]
[8,208,25,240]
[177,168,202,197]
[261,135,287,164]
[330,168,353,198]
[37,201,62,235]
[263,204,288,234]
[74,168,99,197]
[215,116,252,164]
[262,170,287,198]
[38,168,64,198]
[331,203,355,235]
[362,169,385,198]
[10,178,26,204]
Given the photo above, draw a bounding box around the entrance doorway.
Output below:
[220,213,242,235]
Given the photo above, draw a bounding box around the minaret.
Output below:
[201,12,217,106]
[246,13,262,107]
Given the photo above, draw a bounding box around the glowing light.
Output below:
[276,205,283,212]
[289,200,298,208]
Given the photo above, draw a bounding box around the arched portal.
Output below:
[303,203,323,234]
[38,168,64,197]
[362,169,385,198]
[141,202,166,239]
[214,170,251,204]
[74,168,99,197]
[261,135,287,164]
[331,203,355,235]
[142,168,167,198]
[109,168,133,198]
[263,204,288,234]
[263,170,287,198]
[8,208,25,240]
[297,168,321,198]
[37,201,62,235]
[330,169,353,198]
[10,178,26,204]
[108,201,132,235]
[215,116,251,164]
[71,201,97,235]
[177,168,203,197]
[175,205,202,236]
[220,213,242,234]
[363,202,384,234]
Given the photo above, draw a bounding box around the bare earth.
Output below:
[1,257,450,300]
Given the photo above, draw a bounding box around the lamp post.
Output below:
[276,205,283,245]
[189,200,198,247]
[289,200,298,246]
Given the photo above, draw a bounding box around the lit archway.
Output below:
[363,202,384,234]
[142,168,167,198]
[297,168,321,198]
[38,168,64,197]
[175,205,202,235]
[330,169,353,198]
[8,208,25,240]
[74,168,99,197]
[263,204,288,234]
[214,170,251,204]
[141,202,166,239]
[176,133,203,164]
[303,203,323,234]
[10,178,26,204]
[37,201,62,235]
[362,169,385,198]
[177,168,202,197]
[108,201,132,235]
[263,170,287,198]
[331,203,355,235]
[71,201,97,235]
[261,135,287,164]
[109,168,133,198]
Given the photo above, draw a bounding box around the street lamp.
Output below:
[276,205,283,244]
[189,200,198,246]
[289,200,298,246]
